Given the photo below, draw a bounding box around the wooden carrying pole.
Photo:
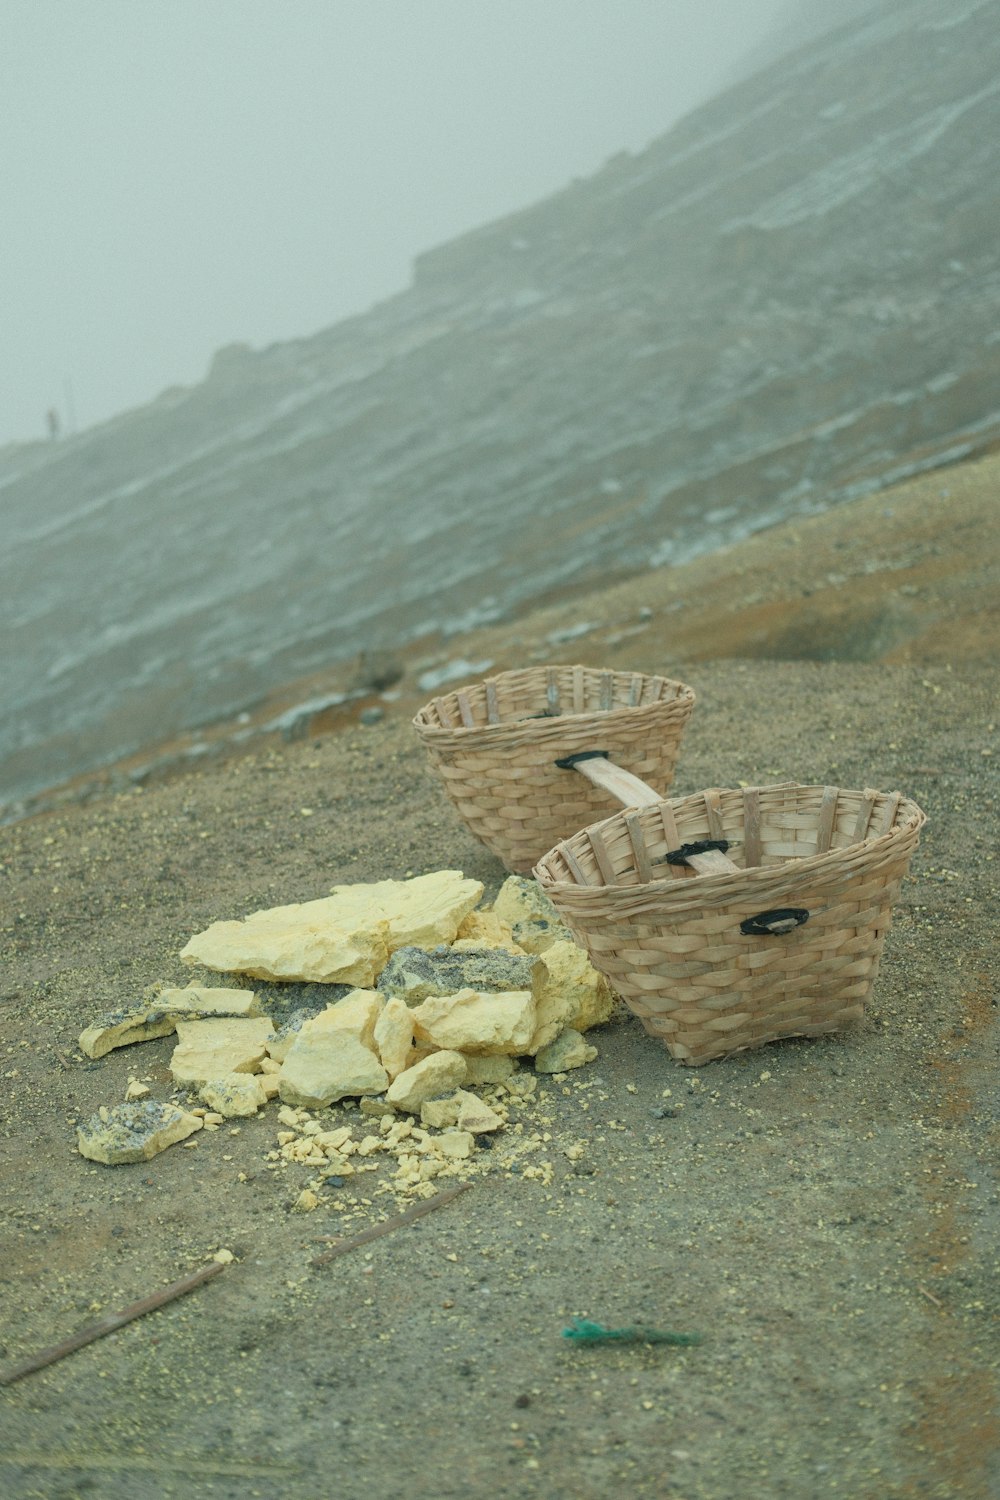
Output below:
[562,753,741,875]
[0,1262,225,1387]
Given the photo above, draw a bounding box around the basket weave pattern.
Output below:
[414,665,695,873]
[533,784,926,1065]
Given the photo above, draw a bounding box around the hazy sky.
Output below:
[1,0,787,447]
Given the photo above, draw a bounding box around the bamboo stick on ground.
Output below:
[0,1261,226,1387]
[311,1180,472,1267]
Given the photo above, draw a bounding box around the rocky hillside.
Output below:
[19,436,998,824]
[2,0,998,810]
[730,0,883,80]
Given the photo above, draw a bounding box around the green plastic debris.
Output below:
[562,1317,703,1347]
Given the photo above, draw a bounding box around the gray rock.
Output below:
[491,877,572,955]
[534,1028,598,1074]
[79,1004,179,1059]
[265,1009,313,1062]
[77,1101,204,1165]
[378,946,541,1007]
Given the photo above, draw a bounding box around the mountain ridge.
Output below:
[2,0,998,808]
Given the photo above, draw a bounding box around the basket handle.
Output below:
[554,750,743,876]
[554,750,663,808]
[740,907,810,936]
[662,839,738,876]
[555,752,742,875]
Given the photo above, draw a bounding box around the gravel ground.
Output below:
[1,647,997,1500]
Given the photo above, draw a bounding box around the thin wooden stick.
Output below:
[626,811,653,884]
[587,827,616,887]
[742,786,761,868]
[569,753,662,809]
[0,1261,225,1387]
[555,839,590,886]
[814,785,839,854]
[572,665,585,714]
[456,690,476,727]
[311,1179,472,1267]
[658,801,683,879]
[703,788,726,841]
[0,1450,298,1479]
[877,791,901,836]
[852,788,879,842]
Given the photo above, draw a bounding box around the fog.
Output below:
[0,0,791,447]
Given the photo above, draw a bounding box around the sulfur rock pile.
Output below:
[77,872,615,1184]
[268,1070,568,1212]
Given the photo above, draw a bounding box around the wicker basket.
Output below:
[413,665,696,873]
[533,783,926,1065]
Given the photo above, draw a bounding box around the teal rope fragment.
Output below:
[562,1317,703,1347]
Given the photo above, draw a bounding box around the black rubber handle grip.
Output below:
[740,908,810,936]
[664,839,731,865]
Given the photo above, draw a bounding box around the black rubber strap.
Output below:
[663,838,731,865]
[554,750,609,770]
[740,908,810,936]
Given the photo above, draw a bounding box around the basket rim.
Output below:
[533,782,927,902]
[413,663,696,740]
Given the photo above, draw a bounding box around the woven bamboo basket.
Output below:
[533,782,926,1065]
[413,665,696,873]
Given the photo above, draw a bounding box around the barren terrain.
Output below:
[1,454,997,1499]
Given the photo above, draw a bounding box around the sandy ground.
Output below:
[1,637,997,1499]
[2,451,999,1498]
